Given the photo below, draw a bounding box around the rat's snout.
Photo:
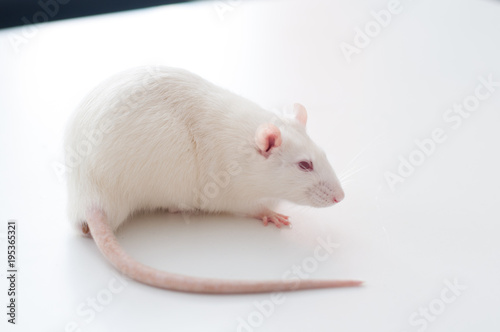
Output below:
[307,181,345,207]
[333,189,345,204]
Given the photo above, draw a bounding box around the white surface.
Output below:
[1,0,500,331]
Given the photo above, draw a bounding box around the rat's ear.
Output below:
[294,103,308,126]
[255,123,282,156]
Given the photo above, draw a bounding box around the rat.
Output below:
[65,66,362,294]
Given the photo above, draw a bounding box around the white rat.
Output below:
[65,66,361,293]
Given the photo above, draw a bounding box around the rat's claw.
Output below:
[262,216,269,226]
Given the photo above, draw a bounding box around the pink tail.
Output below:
[86,209,363,294]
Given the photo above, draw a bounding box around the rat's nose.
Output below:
[333,190,345,204]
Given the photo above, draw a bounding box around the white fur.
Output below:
[65,66,344,231]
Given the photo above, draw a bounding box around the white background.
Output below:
[1,0,499,331]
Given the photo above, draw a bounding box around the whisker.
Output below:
[343,134,383,171]
[339,134,383,180]
[340,180,356,188]
[339,164,370,181]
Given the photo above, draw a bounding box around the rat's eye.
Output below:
[298,160,314,172]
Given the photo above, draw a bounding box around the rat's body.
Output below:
[66,66,360,293]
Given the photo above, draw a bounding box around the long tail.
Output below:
[86,209,363,294]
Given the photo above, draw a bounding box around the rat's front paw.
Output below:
[255,209,291,228]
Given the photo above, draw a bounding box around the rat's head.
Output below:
[254,103,344,208]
